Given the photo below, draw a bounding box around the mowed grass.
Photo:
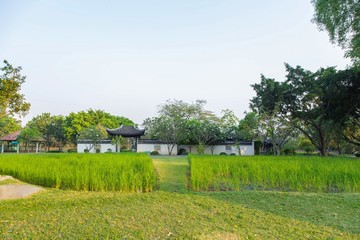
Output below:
[0,157,359,239]
[0,153,156,192]
[190,155,360,192]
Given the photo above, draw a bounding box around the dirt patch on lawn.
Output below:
[0,175,44,200]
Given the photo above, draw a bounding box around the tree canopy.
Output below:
[312,0,360,64]
[250,63,359,156]
[0,60,30,118]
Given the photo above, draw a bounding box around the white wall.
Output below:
[137,143,178,155]
[178,142,254,156]
[77,143,116,153]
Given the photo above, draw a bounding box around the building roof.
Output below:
[106,126,145,137]
[0,130,21,141]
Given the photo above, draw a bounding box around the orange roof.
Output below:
[0,130,22,141]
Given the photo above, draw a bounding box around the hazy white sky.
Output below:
[1,1,351,125]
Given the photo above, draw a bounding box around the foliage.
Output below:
[0,60,30,118]
[64,109,133,145]
[110,135,125,153]
[150,151,159,155]
[250,64,348,156]
[189,155,360,192]
[186,118,223,154]
[18,126,42,152]
[143,99,210,155]
[312,0,360,64]
[0,115,21,136]
[78,125,106,152]
[0,153,156,192]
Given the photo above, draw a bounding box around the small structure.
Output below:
[77,126,146,153]
[0,130,21,153]
[106,126,145,152]
[0,131,45,153]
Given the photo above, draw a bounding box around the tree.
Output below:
[186,119,224,154]
[250,64,340,156]
[111,135,125,153]
[0,116,21,137]
[18,126,42,153]
[78,125,106,152]
[0,60,30,118]
[143,99,209,155]
[258,112,295,155]
[46,115,67,151]
[312,0,360,64]
[63,109,134,145]
[26,113,53,151]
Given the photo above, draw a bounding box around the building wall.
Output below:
[77,143,116,153]
[137,143,178,155]
[179,142,254,156]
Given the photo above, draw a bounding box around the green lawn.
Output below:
[0,156,359,239]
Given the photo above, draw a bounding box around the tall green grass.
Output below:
[0,153,156,192]
[189,155,360,192]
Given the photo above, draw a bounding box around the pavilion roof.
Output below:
[106,126,145,137]
[0,130,21,141]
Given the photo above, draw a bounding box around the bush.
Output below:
[96,149,101,153]
[283,148,296,155]
[230,153,236,156]
[150,151,159,155]
[220,152,227,155]
[178,148,188,155]
[84,149,89,153]
[46,150,63,153]
[107,148,113,153]
[67,149,77,153]
[355,153,360,157]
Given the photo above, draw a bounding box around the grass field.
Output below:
[190,155,360,192]
[0,155,359,239]
[0,153,156,192]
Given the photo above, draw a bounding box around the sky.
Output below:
[0,0,351,126]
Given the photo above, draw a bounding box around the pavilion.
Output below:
[0,130,45,153]
[106,125,145,152]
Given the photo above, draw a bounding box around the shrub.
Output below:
[230,153,236,156]
[220,152,227,155]
[46,150,63,153]
[178,148,188,155]
[355,153,360,157]
[67,149,77,153]
[107,148,113,153]
[96,149,101,153]
[150,151,159,155]
[84,149,89,153]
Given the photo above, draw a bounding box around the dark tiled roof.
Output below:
[106,126,145,137]
[0,130,21,141]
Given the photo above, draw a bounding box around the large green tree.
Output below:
[0,116,21,137]
[0,60,30,118]
[63,109,133,145]
[250,64,340,156]
[143,100,209,155]
[312,0,360,64]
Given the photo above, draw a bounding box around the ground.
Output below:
[0,156,359,239]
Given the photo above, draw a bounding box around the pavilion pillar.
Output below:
[17,143,19,153]
[1,142,4,153]
[36,142,39,153]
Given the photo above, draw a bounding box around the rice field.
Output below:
[0,153,156,192]
[189,155,360,192]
